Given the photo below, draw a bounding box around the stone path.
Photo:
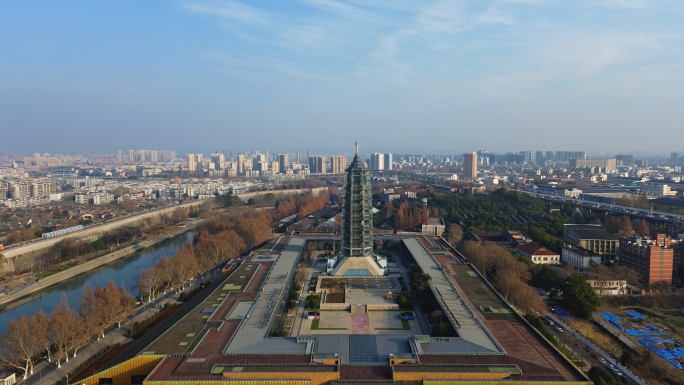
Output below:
[351,313,370,334]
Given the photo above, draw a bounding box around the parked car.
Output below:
[556,327,563,332]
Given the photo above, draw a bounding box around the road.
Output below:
[521,191,684,224]
[548,314,648,385]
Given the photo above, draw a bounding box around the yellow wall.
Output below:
[394,372,510,381]
[223,371,337,385]
[74,355,165,385]
[425,381,593,385]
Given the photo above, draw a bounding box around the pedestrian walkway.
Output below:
[23,287,191,385]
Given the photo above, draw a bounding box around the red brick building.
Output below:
[620,234,675,284]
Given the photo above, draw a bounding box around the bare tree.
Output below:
[0,315,39,378]
[446,223,463,247]
[195,229,245,272]
[50,295,78,367]
[34,309,53,363]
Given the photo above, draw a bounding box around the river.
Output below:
[0,231,195,333]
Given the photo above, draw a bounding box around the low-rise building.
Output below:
[515,243,560,264]
[379,193,400,203]
[561,246,602,269]
[0,372,16,385]
[421,217,445,236]
[640,183,676,197]
[563,224,619,262]
[586,279,628,296]
[465,230,533,248]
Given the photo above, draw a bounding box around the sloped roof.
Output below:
[516,243,558,256]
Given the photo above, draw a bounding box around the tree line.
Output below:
[462,240,603,318]
[393,201,439,231]
[135,209,271,302]
[461,241,547,315]
[0,281,135,378]
[275,192,330,220]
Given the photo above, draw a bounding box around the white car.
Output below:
[556,327,563,332]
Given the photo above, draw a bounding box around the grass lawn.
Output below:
[375,320,411,331]
[59,265,72,271]
[311,319,346,330]
[36,271,57,278]
[637,307,684,327]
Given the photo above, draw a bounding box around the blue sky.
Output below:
[2,1,683,155]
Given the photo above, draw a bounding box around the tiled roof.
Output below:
[516,243,558,256]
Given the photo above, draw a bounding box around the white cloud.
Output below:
[183,1,273,25]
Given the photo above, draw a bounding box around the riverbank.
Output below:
[0,223,200,308]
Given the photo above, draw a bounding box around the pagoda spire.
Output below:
[355,141,359,156]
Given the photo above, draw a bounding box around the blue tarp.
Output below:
[550,306,577,320]
[625,310,646,320]
[637,337,684,370]
[599,312,667,336]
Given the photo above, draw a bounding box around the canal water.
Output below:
[0,231,195,333]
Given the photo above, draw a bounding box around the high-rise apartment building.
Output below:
[237,155,245,175]
[370,153,385,170]
[569,158,617,170]
[9,183,31,198]
[463,152,477,180]
[150,150,159,163]
[30,181,55,197]
[383,153,393,170]
[615,154,634,166]
[277,154,288,174]
[296,150,300,164]
[138,150,150,162]
[212,153,225,171]
[160,150,176,162]
[544,151,553,162]
[309,156,326,173]
[187,154,197,172]
[331,155,347,174]
[117,150,123,162]
[129,150,135,162]
[671,152,680,166]
[519,151,532,164]
[534,151,544,164]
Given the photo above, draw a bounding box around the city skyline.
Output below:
[3,1,684,153]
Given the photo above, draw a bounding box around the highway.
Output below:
[521,191,684,224]
[374,169,684,225]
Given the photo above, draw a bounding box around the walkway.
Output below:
[24,279,204,385]
[25,295,183,385]
[291,270,313,337]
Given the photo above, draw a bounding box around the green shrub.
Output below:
[305,295,321,310]
[179,292,189,301]
[524,314,559,347]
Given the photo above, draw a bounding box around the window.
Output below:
[99,379,114,385]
